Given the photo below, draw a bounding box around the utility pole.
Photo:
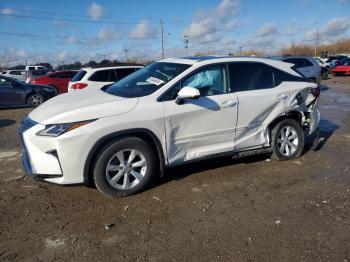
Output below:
[160,19,165,59]
[124,49,129,61]
[102,54,106,61]
[314,28,319,57]
[239,46,242,56]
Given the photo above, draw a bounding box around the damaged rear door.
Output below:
[229,62,293,151]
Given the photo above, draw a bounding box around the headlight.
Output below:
[36,120,96,137]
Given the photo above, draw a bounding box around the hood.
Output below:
[29,88,138,124]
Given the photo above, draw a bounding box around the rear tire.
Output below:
[93,137,156,197]
[271,118,304,160]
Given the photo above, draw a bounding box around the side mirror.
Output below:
[175,86,200,104]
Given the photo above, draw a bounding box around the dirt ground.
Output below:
[0,76,350,262]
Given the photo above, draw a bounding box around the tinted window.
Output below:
[89,69,111,82]
[48,73,59,78]
[229,62,274,92]
[109,70,117,82]
[303,59,313,67]
[67,71,77,78]
[28,67,35,70]
[271,67,305,85]
[0,76,11,87]
[71,70,87,82]
[9,71,21,75]
[116,68,136,80]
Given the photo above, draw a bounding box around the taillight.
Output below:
[311,86,320,98]
[72,83,88,90]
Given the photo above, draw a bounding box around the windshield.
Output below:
[105,62,191,98]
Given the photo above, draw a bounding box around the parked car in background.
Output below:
[323,55,348,68]
[1,70,27,82]
[272,56,321,84]
[68,66,143,92]
[338,57,350,65]
[26,65,47,71]
[314,57,331,70]
[331,61,350,76]
[31,70,77,94]
[25,69,54,83]
[0,75,56,108]
[321,66,329,80]
[20,56,320,197]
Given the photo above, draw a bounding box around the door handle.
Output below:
[276,94,288,100]
[220,100,237,108]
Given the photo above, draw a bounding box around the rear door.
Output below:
[229,62,291,151]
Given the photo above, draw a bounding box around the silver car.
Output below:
[1,70,27,82]
[272,56,321,84]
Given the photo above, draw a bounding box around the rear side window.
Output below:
[116,68,136,80]
[229,62,275,92]
[71,70,87,82]
[271,67,305,85]
[284,58,312,68]
[9,71,21,75]
[89,69,111,82]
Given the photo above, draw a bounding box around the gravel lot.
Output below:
[0,76,350,261]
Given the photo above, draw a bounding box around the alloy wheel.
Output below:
[105,149,147,190]
[277,126,299,157]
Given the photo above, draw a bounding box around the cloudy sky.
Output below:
[0,0,349,66]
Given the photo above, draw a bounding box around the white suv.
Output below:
[67,66,143,92]
[19,56,320,197]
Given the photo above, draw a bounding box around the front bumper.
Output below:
[19,117,93,184]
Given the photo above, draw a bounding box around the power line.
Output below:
[0,31,168,41]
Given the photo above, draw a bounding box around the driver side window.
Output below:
[182,64,227,96]
[0,77,11,88]
[164,64,228,100]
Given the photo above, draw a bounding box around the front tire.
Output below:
[93,137,156,197]
[271,118,305,160]
[27,93,45,107]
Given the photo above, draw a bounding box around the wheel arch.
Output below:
[83,128,166,186]
[267,111,303,141]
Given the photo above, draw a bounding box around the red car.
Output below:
[332,64,350,76]
[31,70,77,94]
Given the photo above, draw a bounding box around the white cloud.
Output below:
[88,3,103,21]
[65,36,77,44]
[182,0,240,43]
[256,23,278,37]
[17,50,28,58]
[339,0,349,4]
[1,8,14,15]
[323,17,350,36]
[304,17,350,42]
[130,20,157,39]
[98,26,118,40]
[58,51,70,61]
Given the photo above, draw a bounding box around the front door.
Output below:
[162,64,238,165]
